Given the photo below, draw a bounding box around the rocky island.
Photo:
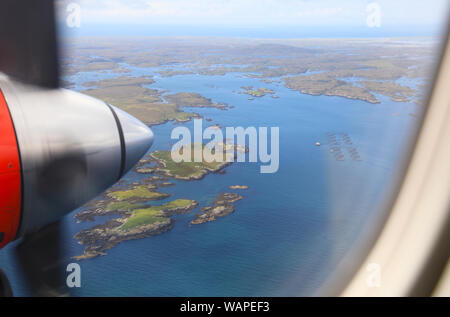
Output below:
[229,185,248,190]
[136,143,237,181]
[106,185,170,202]
[74,199,198,260]
[74,174,177,223]
[72,142,245,260]
[283,73,381,104]
[191,193,243,225]
[164,92,229,110]
[150,150,230,180]
[240,86,275,98]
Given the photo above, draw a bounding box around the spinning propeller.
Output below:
[0,0,154,296]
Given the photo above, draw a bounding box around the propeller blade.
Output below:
[0,0,59,88]
[14,221,68,296]
[0,268,13,297]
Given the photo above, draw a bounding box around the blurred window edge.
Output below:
[320,22,450,297]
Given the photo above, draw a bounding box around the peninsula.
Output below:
[82,77,229,125]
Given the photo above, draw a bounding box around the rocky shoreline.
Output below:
[191,193,243,225]
[73,142,245,260]
[148,152,231,181]
[73,199,198,260]
[73,218,174,260]
[240,86,275,98]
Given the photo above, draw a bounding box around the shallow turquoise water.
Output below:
[0,70,419,296]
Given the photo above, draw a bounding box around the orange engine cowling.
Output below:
[0,89,21,248]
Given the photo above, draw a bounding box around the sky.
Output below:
[56,0,450,37]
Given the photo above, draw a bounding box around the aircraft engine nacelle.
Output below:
[0,74,154,248]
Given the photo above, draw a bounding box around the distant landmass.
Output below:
[36,36,437,296]
[63,36,435,261]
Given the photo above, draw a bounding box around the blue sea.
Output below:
[0,65,420,296]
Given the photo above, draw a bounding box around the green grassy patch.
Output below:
[119,199,195,231]
[241,87,275,97]
[105,201,144,212]
[149,199,196,212]
[120,208,168,231]
[164,92,214,107]
[152,145,225,179]
[107,186,169,201]
[164,199,195,209]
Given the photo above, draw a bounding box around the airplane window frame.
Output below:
[320,23,450,297]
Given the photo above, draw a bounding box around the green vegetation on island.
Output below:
[83,77,200,125]
[107,185,170,201]
[83,76,232,125]
[120,209,168,232]
[74,194,199,260]
[283,73,380,104]
[191,193,243,225]
[164,92,228,109]
[74,180,174,223]
[82,78,232,125]
[150,145,231,180]
[105,201,145,212]
[73,157,203,260]
[73,216,174,260]
[240,86,275,98]
[120,199,198,231]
